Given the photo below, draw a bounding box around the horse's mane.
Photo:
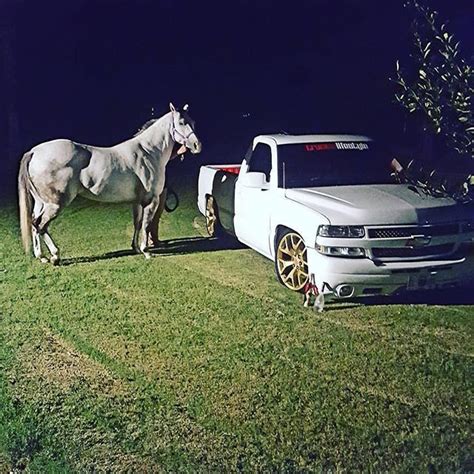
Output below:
[134,118,158,137]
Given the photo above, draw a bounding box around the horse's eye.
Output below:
[179,119,185,125]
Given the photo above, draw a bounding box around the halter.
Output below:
[171,117,197,146]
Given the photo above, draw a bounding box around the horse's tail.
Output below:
[18,151,34,254]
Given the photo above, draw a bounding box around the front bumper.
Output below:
[306,245,474,298]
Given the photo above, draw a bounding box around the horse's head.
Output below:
[169,103,202,155]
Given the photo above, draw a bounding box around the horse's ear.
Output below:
[183,104,189,111]
[169,102,176,112]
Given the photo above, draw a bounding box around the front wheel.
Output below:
[275,230,309,291]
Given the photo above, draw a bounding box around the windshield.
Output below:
[278,141,394,188]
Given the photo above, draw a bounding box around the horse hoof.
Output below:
[51,256,60,266]
[143,252,152,260]
[146,238,160,248]
[40,257,49,264]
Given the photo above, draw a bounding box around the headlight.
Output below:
[318,225,365,238]
[317,245,366,258]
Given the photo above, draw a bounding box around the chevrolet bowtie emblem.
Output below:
[406,235,432,248]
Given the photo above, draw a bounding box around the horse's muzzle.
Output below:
[190,141,202,154]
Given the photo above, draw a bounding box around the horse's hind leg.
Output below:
[35,202,62,265]
[42,232,60,265]
[32,200,48,263]
[32,227,49,264]
[131,204,143,252]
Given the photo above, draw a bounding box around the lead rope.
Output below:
[164,187,179,213]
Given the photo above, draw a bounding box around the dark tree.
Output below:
[392,1,473,200]
[394,1,473,155]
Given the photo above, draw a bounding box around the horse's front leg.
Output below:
[140,198,161,259]
[148,187,167,248]
[131,204,143,252]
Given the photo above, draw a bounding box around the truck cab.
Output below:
[234,136,279,256]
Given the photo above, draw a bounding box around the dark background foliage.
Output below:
[394,1,473,159]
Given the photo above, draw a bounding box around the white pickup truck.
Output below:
[198,134,474,299]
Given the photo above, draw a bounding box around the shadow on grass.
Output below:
[58,237,474,307]
[354,285,474,307]
[60,236,245,266]
[309,286,474,311]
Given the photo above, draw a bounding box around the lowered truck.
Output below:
[197,134,474,299]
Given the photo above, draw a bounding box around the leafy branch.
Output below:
[391,1,473,201]
[393,0,473,158]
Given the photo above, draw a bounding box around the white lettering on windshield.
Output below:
[335,142,369,150]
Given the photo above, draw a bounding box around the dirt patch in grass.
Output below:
[0,453,11,472]
[71,441,155,473]
[16,329,126,398]
[7,329,164,471]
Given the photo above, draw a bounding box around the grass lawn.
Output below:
[0,184,473,472]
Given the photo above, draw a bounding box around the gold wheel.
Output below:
[276,231,309,291]
[205,196,218,237]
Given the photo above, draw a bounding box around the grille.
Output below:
[372,244,454,259]
[368,224,459,239]
[462,222,474,233]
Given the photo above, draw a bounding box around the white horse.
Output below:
[18,103,201,264]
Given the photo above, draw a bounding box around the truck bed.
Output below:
[205,164,241,175]
[198,164,241,234]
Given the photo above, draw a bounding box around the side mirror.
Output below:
[240,171,270,189]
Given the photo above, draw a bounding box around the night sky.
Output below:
[1,0,472,195]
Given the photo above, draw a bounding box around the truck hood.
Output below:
[285,184,473,225]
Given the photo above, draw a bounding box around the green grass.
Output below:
[0,184,473,472]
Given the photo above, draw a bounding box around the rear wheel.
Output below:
[275,230,309,291]
[205,195,221,237]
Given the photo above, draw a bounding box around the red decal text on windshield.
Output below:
[305,143,337,151]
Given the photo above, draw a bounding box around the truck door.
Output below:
[234,142,275,257]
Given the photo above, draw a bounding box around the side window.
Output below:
[248,143,272,181]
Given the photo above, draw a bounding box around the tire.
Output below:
[205,195,222,237]
[275,229,309,292]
